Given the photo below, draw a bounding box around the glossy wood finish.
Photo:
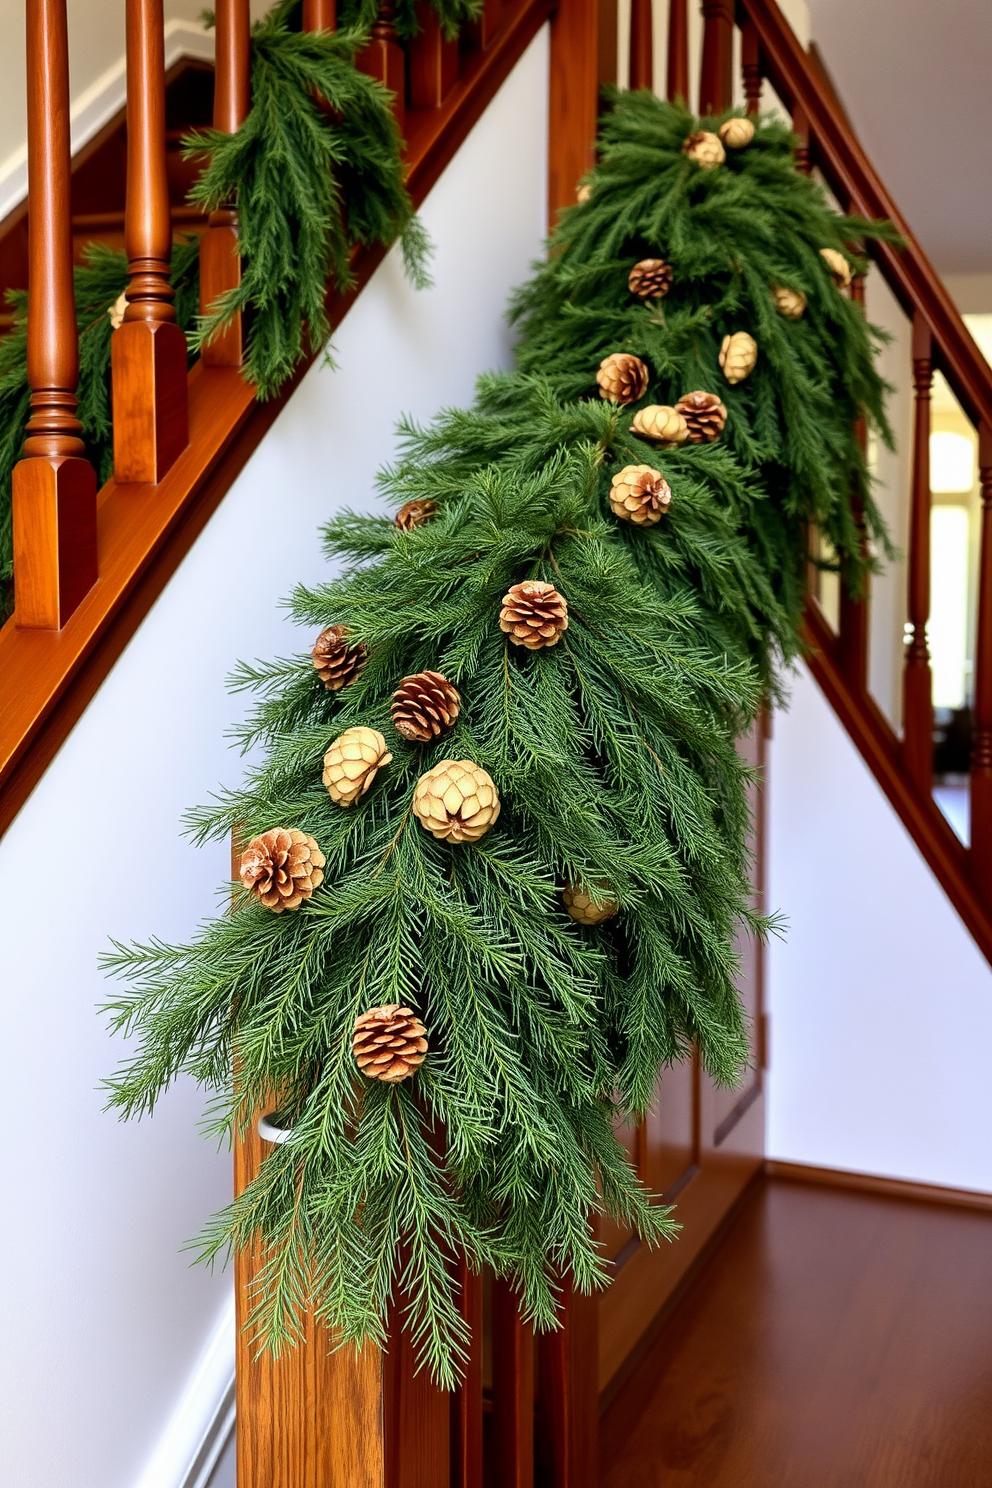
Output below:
[767,1159,992,1213]
[971,422,992,900]
[601,1177,992,1487]
[199,0,250,369]
[303,0,337,29]
[451,1262,484,1488]
[666,0,689,104]
[740,16,761,114]
[491,1277,535,1488]
[904,310,934,795]
[409,3,460,110]
[535,1285,598,1488]
[382,1313,451,1488]
[547,0,612,225]
[358,2,406,126]
[698,0,733,116]
[628,0,653,91]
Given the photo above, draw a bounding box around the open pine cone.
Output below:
[771,284,806,320]
[609,465,672,526]
[499,580,569,650]
[391,670,461,742]
[596,353,650,406]
[353,1004,428,1083]
[674,391,728,443]
[240,828,325,913]
[628,259,673,301]
[311,625,368,691]
[323,726,392,806]
[682,130,726,168]
[395,498,437,531]
[820,247,852,289]
[719,331,758,385]
[412,759,500,843]
[562,881,618,926]
[630,404,689,445]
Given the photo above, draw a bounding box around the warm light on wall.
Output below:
[930,430,975,493]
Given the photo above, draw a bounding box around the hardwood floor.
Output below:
[600,1176,992,1487]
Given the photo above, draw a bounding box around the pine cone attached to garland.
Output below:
[391,670,461,742]
[412,759,501,843]
[631,404,689,444]
[674,391,728,443]
[323,727,393,806]
[499,580,569,650]
[820,248,852,289]
[609,465,672,526]
[562,882,618,926]
[109,291,127,330]
[719,331,758,385]
[311,625,368,691]
[771,284,807,320]
[682,130,726,169]
[719,116,755,149]
[628,259,674,301]
[576,181,592,204]
[240,828,325,913]
[596,353,650,406]
[395,498,438,531]
[352,1004,428,1083]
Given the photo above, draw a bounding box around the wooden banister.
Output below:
[112,0,189,482]
[199,0,250,369]
[666,0,689,103]
[971,423,992,899]
[12,0,97,630]
[904,311,934,795]
[629,0,653,91]
[358,1,407,125]
[699,0,733,116]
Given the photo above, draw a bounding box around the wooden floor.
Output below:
[600,1176,992,1487]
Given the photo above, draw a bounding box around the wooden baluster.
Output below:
[903,312,934,794]
[792,99,811,174]
[837,272,870,691]
[699,0,734,117]
[383,1303,451,1488]
[112,0,189,483]
[741,15,761,114]
[535,1283,599,1488]
[199,0,250,368]
[358,1,406,126]
[408,0,459,109]
[451,1260,484,1488]
[491,1278,535,1488]
[971,422,992,896]
[629,0,653,91]
[303,0,336,27]
[666,0,689,103]
[12,0,98,630]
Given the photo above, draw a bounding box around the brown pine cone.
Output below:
[682,130,726,168]
[674,390,728,443]
[596,353,650,406]
[630,405,689,445]
[562,881,618,926]
[412,759,500,843]
[395,498,437,531]
[499,580,569,650]
[311,625,368,691]
[353,1003,428,1083]
[609,465,672,526]
[240,828,325,913]
[323,726,393,806]
[628,259,673,301]
[391,670,461,742]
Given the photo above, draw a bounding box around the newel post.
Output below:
[199,0,251,368]
[12,0,97,630]
[112,0,189,483]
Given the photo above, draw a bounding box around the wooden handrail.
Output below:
[199,0,251,369]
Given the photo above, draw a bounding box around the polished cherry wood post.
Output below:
[303,0,337,27]
[199,0,250,368]
[971,422,992,899]
[491,1278,535,1488]
[792,99,811,173]
[547,0,607,223]
[699,0,734,116]
[629,0,653,90]
[903,311,934,794]
[451,1262,484,1488]
[535,1285,598,1488]
[358,1,406,126]
[112,0,189,482]
[409,0,460,109]
[12,0,97,630]
[837,272,870,691]
[666,0,689,102]
[741,15,762,114]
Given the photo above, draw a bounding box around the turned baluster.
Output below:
[112,0,189,483]
[199,0,250,368]
[629,0,653,91]
[12,0,97,629]
[792,99,811,173]
[358,1,406,126]
[699,0,734,117]
[741,16,761,114]
[452,1260,484,1487]
[409,0,459,108]
[492,1278,535,1488]
[666,0,689,103]
[837,272,870,691]
[971,423,992,897]
[303,0,336,27]
[903,312,934,793]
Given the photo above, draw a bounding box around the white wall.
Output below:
[766,663,992,1193]
[0,29,549,1488]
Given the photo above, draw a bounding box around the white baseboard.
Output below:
[133,1290,236,1488]
[0,19,215,225]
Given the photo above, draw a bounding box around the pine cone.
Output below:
[240,828,325,913]
[719,116,755,149]
[609,465,672,526]
[353,1003,428,1083]
[323,726,393,806]
[412,759,500,843]
[682,130,726,169]
[771,284,806,320]
[392,670,461,742]
[576,181,592,204]
[628,259,673,301]
[109,291,127,331]
[631,405,689,444]
[674,391,728,443]
[596,353,650,406]
[395,498,437,531]
[562,882,618,926]
[499,580,569,650]
[719,331,758,386]
[820,248,852,289]
[311,625,368,691]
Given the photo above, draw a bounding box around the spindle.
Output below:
[666,0,689,103]
[971,422,992,893]
[903,311,934,793]
[699,0,734,116]
[199,0,251,368]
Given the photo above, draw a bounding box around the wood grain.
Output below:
[547,0,607,227]
[766,1160,992,1213]
[536,1284,598,1488]
[698,0,734,116]
[491,1277,535,1488]
[200,0,250,369]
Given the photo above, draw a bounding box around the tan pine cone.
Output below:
[628,259,673,301]
[412,759,500,843]
[719,331,758,385]
[576,181,592,204]
[109,291,127,330]
[820,248,852,289]
[499,580,569,650]
[562,882,618,926]
[323,726,392,807]
[391,670,461,742]
[596,353,650,406]
[719,116,755,149]
[609,465,672,526]
[353,1003,428,1083]
[240,828,325,913]
[311,625,368,691]
[674,390,728,443]
[631,404,689,444]
[395,498,437,531]
[682,130,726,169]
[771,284,807,320]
